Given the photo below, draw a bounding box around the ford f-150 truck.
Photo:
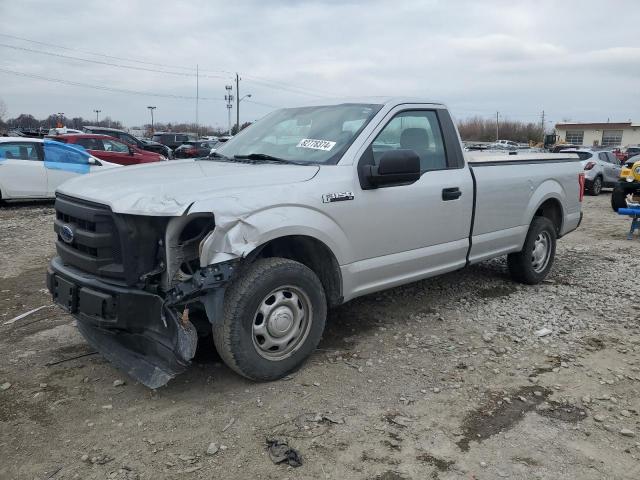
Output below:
[47,98,583,388]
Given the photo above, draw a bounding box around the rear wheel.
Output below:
[611,186,627,212]
[508,217,556,285]
[212,257,327,381]
[588,176,603,196]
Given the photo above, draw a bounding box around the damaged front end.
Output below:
[47,195,234,388]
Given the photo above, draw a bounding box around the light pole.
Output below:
[224,85,234,135]
[93,109,101,124]
[147,106,156,134]
[237,94,252,133]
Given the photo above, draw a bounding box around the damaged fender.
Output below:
[197,204,351,267]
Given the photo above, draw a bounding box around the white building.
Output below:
[554,122,640,147]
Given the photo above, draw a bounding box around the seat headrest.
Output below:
[400,128,430,151]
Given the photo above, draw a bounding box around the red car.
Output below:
[49,134,165,166]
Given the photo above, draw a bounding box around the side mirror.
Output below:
[361,149,421,188]
[88,157,102,166]
[128,146,135,155]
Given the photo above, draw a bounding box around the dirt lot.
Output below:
[1,194,639,480]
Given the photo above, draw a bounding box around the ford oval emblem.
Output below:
[60,224,74,244]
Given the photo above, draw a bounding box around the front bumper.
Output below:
[47,256,197,388]
[616,179,640,191]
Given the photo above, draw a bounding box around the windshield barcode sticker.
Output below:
[297,138,336,151]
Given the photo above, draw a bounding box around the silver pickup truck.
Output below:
[47,98,583,387]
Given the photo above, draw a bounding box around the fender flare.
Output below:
[524,179,565,233]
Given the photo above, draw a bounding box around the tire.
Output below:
[611,186,627,212]
[212,257,327,381]
[508,216,556,285]
[588,176,603,196]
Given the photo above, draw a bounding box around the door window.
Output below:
[43,140,91,173]
[371,110,447,171]
[0,142,42,160]
[606,152,619,165]
[119,133,138,146]
[101,139,130,153]
[76,138,102,150]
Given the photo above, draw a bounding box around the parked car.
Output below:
[622,145,640,162]
[174,140,219,158]
[559,148,621,195]
[550,143,582,153]
[611,154,640,211]
[492,139,519,150]
[0,137,119,201]
[48,127,84,136]
[49,134,165,166]
[82,126,172,159]
[151,132,196,150]
[47,98,583,388]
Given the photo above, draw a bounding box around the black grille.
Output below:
[54,195,124,280]
[56,211,96,232]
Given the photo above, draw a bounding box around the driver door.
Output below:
[338,107,474,297]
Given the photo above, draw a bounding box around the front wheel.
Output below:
[212,257,327,381]
[611,186,627,212]
[508,217,557,285]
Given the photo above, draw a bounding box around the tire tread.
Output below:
[212,257,326,380]
[508,216,556,285]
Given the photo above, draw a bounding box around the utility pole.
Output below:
[225,85,234,135]
[147,106,156,135]
[495,111,500,141]
[93,109,101,124]
[235,72,240,134]
[540,110,545,143]
[195,64,199,138]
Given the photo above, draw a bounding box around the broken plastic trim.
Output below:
[165,260,236,308]
[165,260,237,333]
[47,257,238,389]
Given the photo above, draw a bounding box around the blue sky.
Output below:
[1,0,638,128]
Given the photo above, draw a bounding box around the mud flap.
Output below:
[76,311,198,389]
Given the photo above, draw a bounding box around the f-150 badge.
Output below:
[322,192,355,203]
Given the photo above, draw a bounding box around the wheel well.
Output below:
[250,235,342,307]
[535,198,562,235]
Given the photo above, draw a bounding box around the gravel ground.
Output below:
[1,194,639,480]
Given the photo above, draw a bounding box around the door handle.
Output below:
[442,187,462,201]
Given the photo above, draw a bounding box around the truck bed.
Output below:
[465,152,582,265]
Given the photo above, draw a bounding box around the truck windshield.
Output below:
[215,103,382,165]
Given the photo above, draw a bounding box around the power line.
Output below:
[0,66,281,109]
[243,75,332,98]
[0,33,333,99]
[0,66,222,100]
[0,32,211,73]
[244,98,280,108]
[0,43,231,79]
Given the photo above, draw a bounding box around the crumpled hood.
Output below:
[56,159,320,215]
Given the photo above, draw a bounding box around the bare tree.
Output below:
[457,116,543,143]
[0,98,7,123]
